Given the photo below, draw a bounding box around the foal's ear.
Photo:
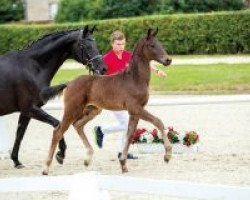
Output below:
[152,27,158,37]
[90,25,97,34]
[147,28,153,40]
[83,25,89,38]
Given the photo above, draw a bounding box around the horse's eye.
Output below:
[150,44,155,48]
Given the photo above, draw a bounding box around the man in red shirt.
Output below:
[103,44,131,75]
[94,30,166,159]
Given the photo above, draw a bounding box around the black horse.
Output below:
[0,25,106,168]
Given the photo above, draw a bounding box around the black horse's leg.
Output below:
[56,139,67,165]
[27,105,59,127]
[11,114,31,168]
[27,105,67,164]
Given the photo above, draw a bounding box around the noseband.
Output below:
[79,31,102,75]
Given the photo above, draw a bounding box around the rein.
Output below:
[85,54,102,75]
[79,30,102,75]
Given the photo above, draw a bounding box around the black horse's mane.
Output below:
[24,29,80,50]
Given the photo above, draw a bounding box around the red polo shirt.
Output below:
[103,50,132,75]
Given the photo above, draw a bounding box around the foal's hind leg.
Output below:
[11,114,31,168]
[42,120,71,175]
[73,106,102,166]
[119,115,139,173]
[139,109,172,162]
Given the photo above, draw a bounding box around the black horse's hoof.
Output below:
[56,152,64,165]
[15,163,25,169]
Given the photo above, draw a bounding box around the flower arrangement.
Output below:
[183,131,199,146]
[131,128,162,144]
[132,127,199,147]
[167,127,180,144]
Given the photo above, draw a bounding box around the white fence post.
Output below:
[68,172,110,200]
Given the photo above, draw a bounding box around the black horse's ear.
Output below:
[90,25,97,34]
[83,25,89,38]
[147,28,153,40]
[152,27,158,37]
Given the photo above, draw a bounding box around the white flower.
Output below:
[178,132,185,141]
[139,131,154,143]
[157,133,163,139]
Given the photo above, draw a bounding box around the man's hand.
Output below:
[150,61,167,78]
[156,69,167,78]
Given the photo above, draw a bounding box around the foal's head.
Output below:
[142,28,172,66]
[72,25,107,75]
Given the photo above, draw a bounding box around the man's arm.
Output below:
[149,61,167,78]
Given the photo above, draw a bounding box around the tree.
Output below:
[0,0,24,23]
[99,0,162,19]
[162,0,246,13]
[55,0,246,23]
[56,0,163,22]
[55,0,102,22]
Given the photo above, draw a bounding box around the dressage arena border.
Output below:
[42,94,250,110]
[0,172,250,200]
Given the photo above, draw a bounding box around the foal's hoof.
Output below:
[42,170,48,176]
[122,167,128,173]
[15,163,25,169]
[164,154,172,163]
[119,159,128,173]
[42,167,49,175]
[84,160,91,167]
[56,152,64,165]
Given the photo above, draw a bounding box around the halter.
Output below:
[79,30,102,75]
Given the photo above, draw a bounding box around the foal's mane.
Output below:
[125,37,146,77]
[24,29,80,50]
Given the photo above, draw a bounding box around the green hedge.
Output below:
[0,10,249,55]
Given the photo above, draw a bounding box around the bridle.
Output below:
[79,30,102,75]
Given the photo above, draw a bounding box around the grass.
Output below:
[52,63,250,94]
[171,54,250,59]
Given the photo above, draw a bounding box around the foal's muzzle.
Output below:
[165,58,172,66]
[159,57,172,66]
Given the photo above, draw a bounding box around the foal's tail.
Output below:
[40,84,67,103]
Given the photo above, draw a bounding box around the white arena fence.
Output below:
[0,172,250,200]
[42,95,250,110]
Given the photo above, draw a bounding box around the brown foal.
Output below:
[42,29,172,175]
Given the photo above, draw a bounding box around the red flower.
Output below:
[131,128,146,142]
[151,129,158,137]
[168,126,174,131]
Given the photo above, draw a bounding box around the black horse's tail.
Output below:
[40,84,67,103]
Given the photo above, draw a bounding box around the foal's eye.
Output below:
[150,44,155,48]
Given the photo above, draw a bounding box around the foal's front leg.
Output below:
[119,115,139,173]
[139,109,172,162]
[42,121,71,175]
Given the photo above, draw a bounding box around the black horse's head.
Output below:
[72,25,107,75]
